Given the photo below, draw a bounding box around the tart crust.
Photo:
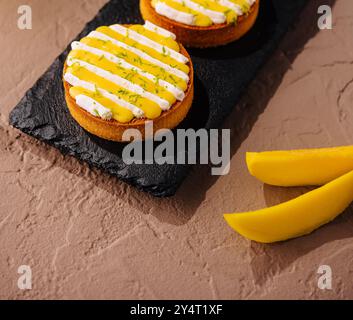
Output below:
[140,0,260,48]
[63,41,194,142]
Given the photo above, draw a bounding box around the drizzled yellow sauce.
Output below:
[151,0,255,27]
[152,0,213,26]
[68,50,176,105]
[67,65,163,120]
[64,22,190,123]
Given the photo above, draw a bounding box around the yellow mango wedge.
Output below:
[246,145,353,187]
[224,169,353,243]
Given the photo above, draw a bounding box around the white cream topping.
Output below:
[67,57,171,110]
[153,0,257,26]
[155,2,196,26]
[216,0,243,15]
[71,41,185,100]
[144,20,177,40]
[87,30,189,82]
[64,72,144,117]
[65,22,192,121]
[109,24,188,64]
[173,0,226,24]
[75,94,113,120]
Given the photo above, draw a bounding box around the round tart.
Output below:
[63,21,194,142]
[140,0,260,48]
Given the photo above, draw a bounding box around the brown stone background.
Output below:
[1,0,353,300]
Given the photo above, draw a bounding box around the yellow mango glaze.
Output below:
[67,69,162,121]
[68,50,176,105]
[70,86,135,123]
[96,26,190,75]
[79,37,188,91]
[129,25,180,51]
[151,0,254,27]
[64,22,190,123]
[229,0,252,12]
[247,145,353,187]
[224,169,353,243]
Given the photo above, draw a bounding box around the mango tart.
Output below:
[63,21,194,142]
[140,0,260,48]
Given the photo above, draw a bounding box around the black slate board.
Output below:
[9,0,307,197]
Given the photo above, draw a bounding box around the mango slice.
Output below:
[224,169,353,243]
[246,146,353,187]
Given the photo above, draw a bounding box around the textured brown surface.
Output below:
[1,0,353,299]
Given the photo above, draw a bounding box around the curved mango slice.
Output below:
[246,146,353,187]
[224,169,353,243]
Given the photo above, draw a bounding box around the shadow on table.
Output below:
[170,0,339,224]
[249,183,353,286]
[15,0,337,231]
[189,0,276,60]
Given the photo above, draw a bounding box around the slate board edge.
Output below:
[9,1,307,198]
